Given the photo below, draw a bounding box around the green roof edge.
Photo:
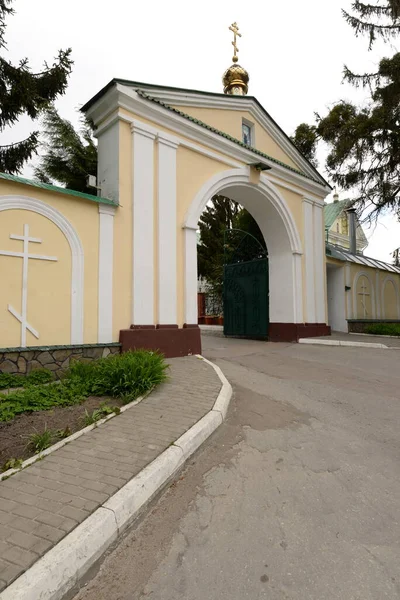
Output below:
[0,172,118,206]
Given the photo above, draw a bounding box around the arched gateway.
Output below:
[80,63,331,355]
[0,25,331,357]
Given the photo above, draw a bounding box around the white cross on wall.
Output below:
[358,283,370,318]
[0,224,57,346]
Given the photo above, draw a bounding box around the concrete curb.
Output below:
[299,338,388,349]
[0,394,148,482]
[0,356,232,600]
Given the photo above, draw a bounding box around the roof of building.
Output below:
[324,199,350,230]
[81,78,331,189]
[326,244,400,274]
[0,172,117,206]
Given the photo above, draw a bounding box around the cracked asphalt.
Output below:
[74,336,400,600]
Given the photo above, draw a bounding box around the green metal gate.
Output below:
[223,226,269,342]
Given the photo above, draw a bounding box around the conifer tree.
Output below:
[292,1,400,219]
[34,108,97,194]
[0,0,72,173]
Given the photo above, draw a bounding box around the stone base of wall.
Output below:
[0,343,121,379]
[119,324,202,358]
[269,323,331,342]
[348,319,400,334]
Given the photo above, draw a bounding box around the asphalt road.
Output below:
[74,337,400,600]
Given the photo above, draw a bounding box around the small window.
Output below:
[336,223,339,233]
[242,122,252,146]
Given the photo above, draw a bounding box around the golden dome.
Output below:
[222,63,249,96]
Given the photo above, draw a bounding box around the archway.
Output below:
[0,195,84,344]
[184,168,303,340]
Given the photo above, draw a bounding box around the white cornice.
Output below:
[137,86,327,186]
[86,84,330,199]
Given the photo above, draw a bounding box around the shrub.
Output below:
[365,323,400,336]
[67,350,168,401]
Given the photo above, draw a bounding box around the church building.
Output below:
[1,23,399,371]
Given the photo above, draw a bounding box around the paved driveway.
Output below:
[75,337,400,600]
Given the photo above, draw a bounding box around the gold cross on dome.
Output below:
[229,22,241,62]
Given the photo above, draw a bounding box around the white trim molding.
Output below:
[313,202,326,323]
[302,198,316,323]
[381,275,400,319]
[157,134,178,324]
[98,204,117,342]
[184,167,304,325]
[185,167,302,254]
[0,196,84,344]
[183,226,198,324]
[352,270,376,319]
[131,122,156,325]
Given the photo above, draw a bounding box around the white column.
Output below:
[292,252,303,323]
[98,204,116,342]
[313,202,326,323]
[157,133,179,324]
[132,121,156,325]
[184,226,198,325]
[302,198,316,323]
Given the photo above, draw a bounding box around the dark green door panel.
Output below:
[223,258,269,339]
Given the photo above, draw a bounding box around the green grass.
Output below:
[0,350,168,422]
[0,369,53,390]
[364,323,400,336]
[27,427,54,453]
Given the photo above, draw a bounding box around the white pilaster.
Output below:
[132,122,156,324]
[302,198,316,323]
[98,204,116,342]
[313,202,326,323]
[292,252,303,323]
[184,226,198,324]
[157,134,179,324]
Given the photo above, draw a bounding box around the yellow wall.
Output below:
[0,180,100,347]
[172,106,299,171]
[348,263,400,320]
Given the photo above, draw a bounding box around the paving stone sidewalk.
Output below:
[0,356,221,592]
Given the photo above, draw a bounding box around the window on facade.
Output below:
[242,122,252,146]
[336,223,339,233]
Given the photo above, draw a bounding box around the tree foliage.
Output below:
[34,108,97,193]
[0,0,72,173]
[197,195,267,290]
[293,0,400,220]
[290,123,318,167]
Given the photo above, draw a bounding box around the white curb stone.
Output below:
[0,508,118,600]
[299,338,388,349]
[0,356,232,600]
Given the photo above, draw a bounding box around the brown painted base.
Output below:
[269,323,331,343]
[119,324,202,358]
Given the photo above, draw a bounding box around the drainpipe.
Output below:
[347,208,357,255]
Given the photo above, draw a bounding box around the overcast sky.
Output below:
[2,0,400,261]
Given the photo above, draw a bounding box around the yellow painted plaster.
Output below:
[171,106,299,171]
[0,180,99,346]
